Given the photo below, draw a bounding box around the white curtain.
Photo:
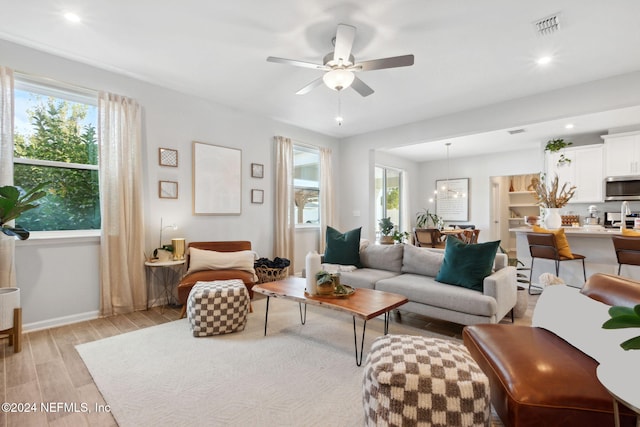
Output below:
[319,147,335,253]
[98,92,146,315]
[274,136,295,268]
[0,66,15,287]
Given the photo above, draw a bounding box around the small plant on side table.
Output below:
[378,217,395,244]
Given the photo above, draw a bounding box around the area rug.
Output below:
[76,299,453,427]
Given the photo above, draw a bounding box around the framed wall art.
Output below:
[159,181,178,199]
[251,163,264,178]
[435,178,469,221]
[193,141,242,215]
[159,148,178,167]
[251,189,264,204]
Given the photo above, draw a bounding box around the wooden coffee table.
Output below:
[253,276,408,366]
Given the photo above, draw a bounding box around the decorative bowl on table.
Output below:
[523,216,539,226]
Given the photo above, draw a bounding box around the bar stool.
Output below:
[611,235,640,275]
[527,233,586,294]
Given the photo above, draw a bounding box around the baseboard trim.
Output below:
[24,310,100,332]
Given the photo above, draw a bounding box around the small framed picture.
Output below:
[159,148,178,167]
[251,189,264,204]
[159,181,178,199]
[251,163,264,178]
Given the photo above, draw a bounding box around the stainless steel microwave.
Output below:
[605,176,640,201]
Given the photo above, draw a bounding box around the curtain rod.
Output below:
[14,70,98,97]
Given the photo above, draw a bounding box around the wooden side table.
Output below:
[144,260,186,311]
[597,362,640,427]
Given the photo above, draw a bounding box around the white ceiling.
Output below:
[1,1,640,158]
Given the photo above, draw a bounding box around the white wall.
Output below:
[1,39,339,329]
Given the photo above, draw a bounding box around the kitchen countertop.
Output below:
[509,226,632,237]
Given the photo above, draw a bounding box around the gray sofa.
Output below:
[338,243,517,325]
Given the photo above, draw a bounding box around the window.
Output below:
[375,166,402,234]
[293,145,320,225]
[13,76,100,231]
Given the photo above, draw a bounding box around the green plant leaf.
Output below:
[602,315,640,329]
[620,335,640,351]
[609,306,636,317]
[635,304,640,317]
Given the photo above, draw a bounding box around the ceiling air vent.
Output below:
[534,13,561,36]
[508,129,526,135]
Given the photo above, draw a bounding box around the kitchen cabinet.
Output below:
[602,131,640,177]
[546,144,603,203]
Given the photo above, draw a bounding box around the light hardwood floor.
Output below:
[0,292,538,427]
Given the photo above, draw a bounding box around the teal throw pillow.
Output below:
[323,226,362,267]
[435,236,500,291]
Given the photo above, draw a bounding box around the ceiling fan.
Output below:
[267,23,414,97]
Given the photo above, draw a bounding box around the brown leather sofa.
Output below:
[177,241,256,318]
[463,273,640,427]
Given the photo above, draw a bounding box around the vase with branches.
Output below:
[533,174,576,229]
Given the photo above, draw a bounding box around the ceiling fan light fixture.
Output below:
[323,68,355,91]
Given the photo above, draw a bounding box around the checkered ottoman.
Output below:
[187,280,249,337]
[362,335,490,427]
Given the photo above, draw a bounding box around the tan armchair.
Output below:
[177,241,256,318]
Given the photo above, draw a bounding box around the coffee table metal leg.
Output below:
[384,312,391,334]
[298,303,307,325]
[263,296,270,336]
[353,317,368,366]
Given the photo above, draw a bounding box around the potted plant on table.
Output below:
[378,217,395,244]
[415,208,442,229]
[315,270,336,295]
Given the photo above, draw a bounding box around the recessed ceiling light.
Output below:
[565,123,574,129]
[64,12,81,23]
[536,56,552,65]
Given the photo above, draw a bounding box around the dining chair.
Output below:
[611,235,640,275]
[461,229,480,244]
[526,232,586,294]
[413,228,446,249]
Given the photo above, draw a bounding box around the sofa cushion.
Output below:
[376,274,496,317]
[401,244,444,277]
[339,268,400,290]
[323,226,362,267]
[435,237,500,292]
[359,243,404,272]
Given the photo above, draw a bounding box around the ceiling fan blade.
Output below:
[351,76,374,97]
[333,24,356,64]
[296,77,324,95]
[354,54,414,71]
[267,56,327,70]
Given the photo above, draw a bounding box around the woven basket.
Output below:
[255,266,289,284]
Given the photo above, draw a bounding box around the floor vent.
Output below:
[508,128,526,135]
[534,13,561,36]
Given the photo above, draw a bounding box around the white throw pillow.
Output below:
[187,248,257,280]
